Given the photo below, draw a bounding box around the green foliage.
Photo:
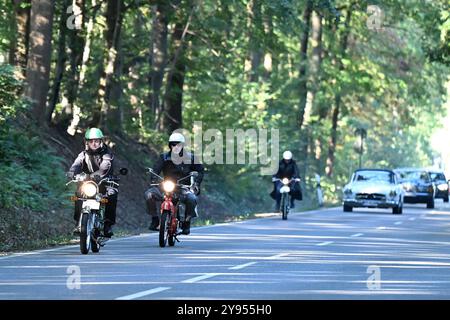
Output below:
[0,129,69,211]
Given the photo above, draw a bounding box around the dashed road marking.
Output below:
[115,287,171,300]
[229,262,257,270]
[181,273,222,283]
[317,241,334,246]
[351,233,363,237]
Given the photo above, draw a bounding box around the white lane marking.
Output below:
[115,287,171,300]
[267,253,290,259]
[394,221,403,225]
[377,226,386,230]
[229,262,257,270]
[409,217,416,221]
[317,241,334,246]
[351,233,364,237]
[181,273,222,283]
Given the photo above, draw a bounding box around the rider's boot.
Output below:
[149,216,160,231]
[73,224,81,235]
[181,218,191,235]
[104,222,113,238]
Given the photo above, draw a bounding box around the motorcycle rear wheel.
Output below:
[91,228,100,253]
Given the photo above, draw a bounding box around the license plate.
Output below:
[363,200,378,206]
[82,199,100,210]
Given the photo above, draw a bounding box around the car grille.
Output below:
[356,193,386,201]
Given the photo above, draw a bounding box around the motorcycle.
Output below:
[67,168,128,254]
[274,177,300,220]
[147,168,198,247]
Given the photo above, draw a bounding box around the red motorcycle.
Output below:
[147,168,198,247]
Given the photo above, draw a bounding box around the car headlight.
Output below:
[389,190,397,197]
[163,180,175,193]
[437,184,448,191]
[80,181,98,198]
[282,178,289,185]
[344,188,353,195]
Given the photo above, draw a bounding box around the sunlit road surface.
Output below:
[1,201,450,300]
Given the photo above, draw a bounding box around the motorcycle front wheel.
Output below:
[80,213,92,254]
[281,194,289,220]
[159,211,170,247]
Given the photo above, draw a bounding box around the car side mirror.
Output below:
[119,168,128,176]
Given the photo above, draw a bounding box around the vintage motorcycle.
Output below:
[274,177,300,220]
[67,168,128,254]
[147,168,198,247]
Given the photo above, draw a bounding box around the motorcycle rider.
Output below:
[270,150,302,210]
[144,132,204,235]
[67,128,117,238]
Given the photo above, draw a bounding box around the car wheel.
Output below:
[426,198,435,209]
[343,204,353,212]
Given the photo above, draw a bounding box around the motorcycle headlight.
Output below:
[163,180,175,193]
[437,184,448,191]
[282,178,289,185]
[80,181,98,198]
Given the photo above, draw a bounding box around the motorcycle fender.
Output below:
[161,200,173,212]
[82,199,100,210]
[280,186,290,193]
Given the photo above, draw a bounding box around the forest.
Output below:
[0,0,449,252]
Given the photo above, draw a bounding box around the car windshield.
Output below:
[397,171,430,182]
[352,171,394,183]
[430,172,446,181]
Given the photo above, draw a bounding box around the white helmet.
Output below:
[283,150,293,160]
[169,132,185,144]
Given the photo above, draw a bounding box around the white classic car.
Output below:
[342,169,404,214]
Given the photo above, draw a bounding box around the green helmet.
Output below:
[85,128,104,140]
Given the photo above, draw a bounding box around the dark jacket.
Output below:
[153,150,204,186]
[272,159,300,180]
[270,159,302,201]
[69,145,114,179]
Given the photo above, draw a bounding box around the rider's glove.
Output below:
[294,178,301,182]
[90,173,101,182]
[66,171,74,180]
[191,183,200,196]
[272,177,277,182]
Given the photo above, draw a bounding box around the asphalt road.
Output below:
[1,201,450,300]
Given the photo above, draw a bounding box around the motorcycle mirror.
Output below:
[119,168,128,176]
[148,168,154,173]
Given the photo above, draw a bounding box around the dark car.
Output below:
[394,168,436,209]
[428,170,449,202]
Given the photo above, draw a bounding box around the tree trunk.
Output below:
[298,0,313,130]
[245,0,263,82]
[25,0,55,125]
[325,96,340,177]
[10,0,31,79]
[65,0,85,134]
[149,2,169,130]
[96,0,124,130]
[47,0,69,124]
[303,10,323,127]
[325,7,353,178]
[162,22,187,133]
